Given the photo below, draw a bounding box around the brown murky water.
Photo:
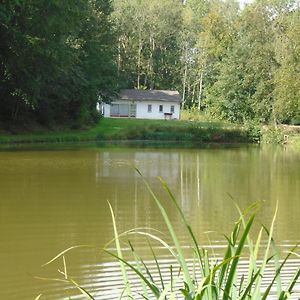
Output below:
[0,144,299,299]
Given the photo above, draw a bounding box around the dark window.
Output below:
[130,104,136,117]
[159,105,163,112]
[170,105,175,113]
[110,104,130,116]
[148,104,152,112]
[110,104,119,115]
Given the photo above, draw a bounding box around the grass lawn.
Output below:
[0,118,248,144]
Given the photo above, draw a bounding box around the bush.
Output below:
[243,121,262,143]
[290,116,300,126]
[261,127,285,144]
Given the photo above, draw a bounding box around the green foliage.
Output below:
[0,118,251,144]
[205,2,275,123]
[0,0,117,126]
[113,0,183,90]
[2,0,300,130]
[261,126,285,144]
[182,0,299,125]
[243,121,262,143]
[290,116,300,126]
[273,7,300,123]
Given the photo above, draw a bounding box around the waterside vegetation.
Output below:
[39,173,300,299]
[1,112,300,146]
[0,117,252,144]
[2,0,300,130]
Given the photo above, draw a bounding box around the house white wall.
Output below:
[101,101,180,120]
[135,101,180,120]
[102,103,111,117]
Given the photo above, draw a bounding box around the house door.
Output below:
[129,104,136,117]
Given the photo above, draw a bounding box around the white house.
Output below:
[101,89,181,120]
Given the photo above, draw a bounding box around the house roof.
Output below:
[119,89,182,103]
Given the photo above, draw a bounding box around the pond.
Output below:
[0,143,299,299]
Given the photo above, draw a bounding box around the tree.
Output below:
[205,1,276,123]
[181,0,239,109]
[273,2,300,123]
[0,0,117,126]
[113,0,183,90]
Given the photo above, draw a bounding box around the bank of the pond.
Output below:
[288,135,300,149]
[0,118,252,144]
[260,124,300,147]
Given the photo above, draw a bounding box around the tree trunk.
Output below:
[198,72,203,110]
[182,45,188,109]
[117,37,121,75]
[137,28,142,89]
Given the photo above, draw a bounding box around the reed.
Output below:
[38,173,300,299]
[105,172,300,300]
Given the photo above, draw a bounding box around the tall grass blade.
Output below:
[239,269,261,300]
[69,278,96,300]
[147,239,165,292]
[262,248,295,300]
[42,245,92,267]
[104,227,166,248]
[197,256,238,298]
[35,276,95,299]
[222,214,255,300]
[261,224,285,298]
[158,275,180,300]
[252,202,278,299]
[235,203,260,285]
[104,249,161,298]
[108,201,132,298]
[158,177,205,276]
[218,222,240,290]
[128,241,149,299]
[34,276,69,283]
[279,260,300,300]
[134,168,194,292]
[105,229,177,258]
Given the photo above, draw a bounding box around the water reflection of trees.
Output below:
[95,147,300,248]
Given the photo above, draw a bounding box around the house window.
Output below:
[159,105,163,113]
[148,104,152,113]
[170,105,175,113]
[110,104,119,116]
[110,104,130,117]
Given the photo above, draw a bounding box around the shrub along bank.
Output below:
[0,118,253,144]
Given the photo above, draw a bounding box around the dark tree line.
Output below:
[1,0,300,128]
[0,0,117,127]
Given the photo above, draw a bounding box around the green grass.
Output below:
[39,171,300,300]
[0,117,252,145]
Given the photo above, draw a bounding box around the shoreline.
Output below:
[0,118,252,145]
[0,118,299,147]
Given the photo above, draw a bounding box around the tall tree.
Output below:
[181,0,239,109]
[113,0,183,90]
[205,1,276,122]
[0,0,117,126]
[273,1,300,123]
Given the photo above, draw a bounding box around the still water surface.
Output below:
[0,144,300,299]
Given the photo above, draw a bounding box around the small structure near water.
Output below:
[101,89,182,120]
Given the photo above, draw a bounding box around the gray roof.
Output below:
[119,89,182,103]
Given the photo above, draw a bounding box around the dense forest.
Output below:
[1,0,300,128]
